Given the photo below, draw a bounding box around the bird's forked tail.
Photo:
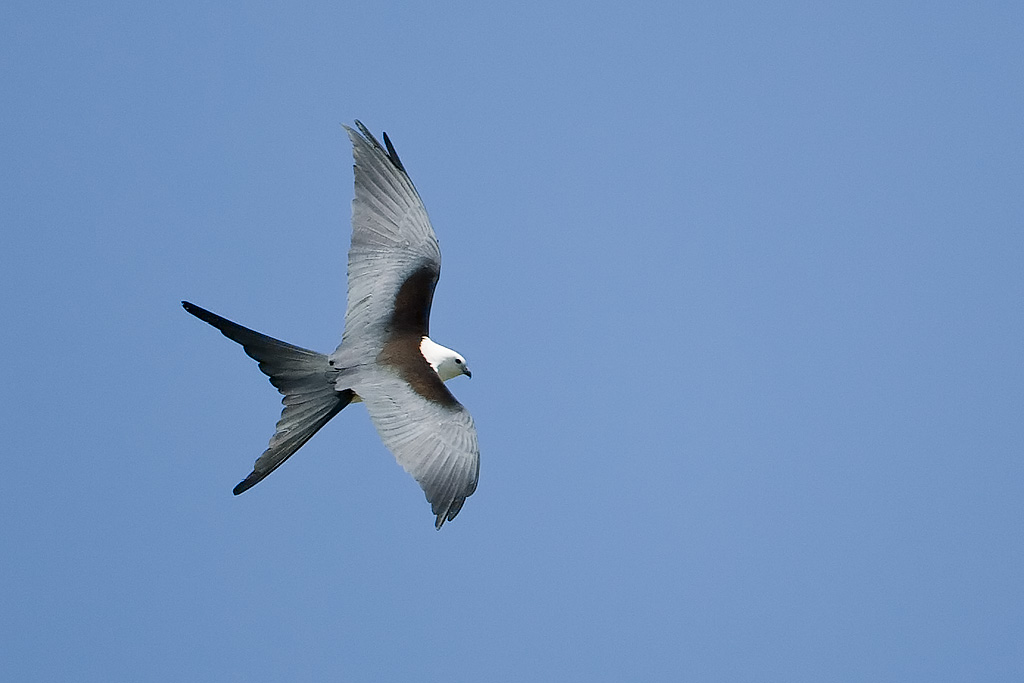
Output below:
[182,301,352,494]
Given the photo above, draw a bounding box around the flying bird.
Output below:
[183,122,479,529]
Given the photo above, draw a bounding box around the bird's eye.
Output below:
[455,359,462,364]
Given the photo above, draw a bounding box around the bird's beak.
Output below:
[464,366,472,379]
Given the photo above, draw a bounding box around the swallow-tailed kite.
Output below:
[183,122,479,529]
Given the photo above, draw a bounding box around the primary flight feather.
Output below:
[183,121,479,529]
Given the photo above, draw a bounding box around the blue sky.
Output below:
[2,1,1022,680]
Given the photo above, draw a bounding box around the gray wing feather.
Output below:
[353,368,480,529]
[341,123,441,344]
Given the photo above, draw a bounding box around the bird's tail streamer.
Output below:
[182,301,352,494]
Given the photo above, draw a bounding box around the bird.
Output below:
[182,121,479,529]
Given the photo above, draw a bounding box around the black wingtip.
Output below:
[381,131,407,173]
[433,498,466,530]
[350,120,407,174]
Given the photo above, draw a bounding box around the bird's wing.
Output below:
[341,121,442,344]
[338,123,478,528]
[352,367,479,529]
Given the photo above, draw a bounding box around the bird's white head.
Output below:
[420,337,472,382]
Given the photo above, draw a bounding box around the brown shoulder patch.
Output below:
[377,265,458,408]
[390,265,439,338]
[378,335,460,409]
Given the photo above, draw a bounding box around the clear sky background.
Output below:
[2,2,1022,680]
